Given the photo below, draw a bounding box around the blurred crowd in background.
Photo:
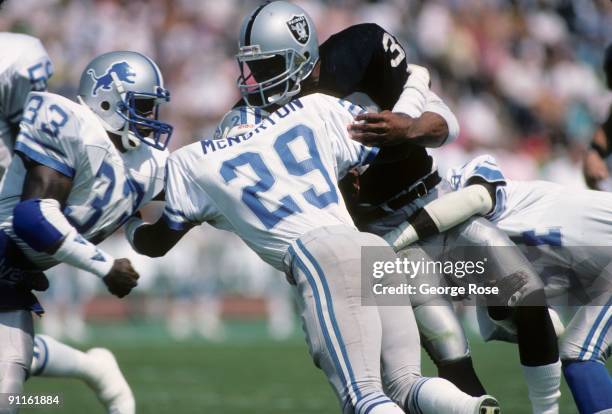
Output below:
[1,0,611,340]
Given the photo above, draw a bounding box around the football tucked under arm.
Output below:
[12,198,114,277]
[383,184,493,251]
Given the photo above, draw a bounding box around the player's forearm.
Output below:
[128,217,188,257]
[402,112,450,148]
[12,198,114,277]
[384,184,493,251]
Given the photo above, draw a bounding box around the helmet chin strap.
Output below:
[109,72,140,151]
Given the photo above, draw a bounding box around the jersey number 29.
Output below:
[220,124,338,230]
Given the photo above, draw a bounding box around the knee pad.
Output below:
[413,303,470,365]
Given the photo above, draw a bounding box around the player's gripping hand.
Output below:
[103,259,140,298]
[348,110,414,147]
[584,149,609,189]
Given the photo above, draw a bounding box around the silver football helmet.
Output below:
[214,106,269,140]
[77,51,173,150]
[236,1,319,108]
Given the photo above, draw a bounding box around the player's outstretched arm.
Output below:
[384,183,494,251]
[13,163,139,297]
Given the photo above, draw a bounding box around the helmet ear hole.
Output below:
[101,101,110,110]
[304,51,310,59]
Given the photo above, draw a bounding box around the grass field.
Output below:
[20,320,602,414]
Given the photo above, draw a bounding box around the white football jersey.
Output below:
[447,154,612,298]
[0,91,167,269]
[0,33,53,167]
[163,94,379,270]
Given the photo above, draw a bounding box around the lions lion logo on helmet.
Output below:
[87,61,136,96]
[286,15,310,45]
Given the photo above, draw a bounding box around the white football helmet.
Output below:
[77,51,173,150]
[214,106,270,140]
[236,1,319,108]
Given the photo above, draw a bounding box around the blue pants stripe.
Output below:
[288,245,350,402]
[579,297,612,360]
[296,239,362,401]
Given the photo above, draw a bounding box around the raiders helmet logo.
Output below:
[286,15,310,45]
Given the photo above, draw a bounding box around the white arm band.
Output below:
[383,185,493,251]
[34,199,114,278]
[422,184,493,233]
[53,228,114,278]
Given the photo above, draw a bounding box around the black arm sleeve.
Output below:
[318,23,409,110]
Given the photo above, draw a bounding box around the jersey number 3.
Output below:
[220,124,338,230]
[382,33,405,68]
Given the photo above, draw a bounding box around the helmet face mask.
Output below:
[236,1,319,109]
[117,89,173,150]
[237,47,307,108]
[78,51,173,151]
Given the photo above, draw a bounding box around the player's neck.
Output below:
[107,132,128,153]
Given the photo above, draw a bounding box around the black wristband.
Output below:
[590,141,609,159]
[408,208,439,240]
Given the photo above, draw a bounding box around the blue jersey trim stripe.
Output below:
[288,245,351,403]
[579,297,612,360]
[363,147,379,165]
[473,166,505,183]
[18,131,67,158]
[163,206,190,219]
[162,213,192,231]
[14,142,75,178]
[296,239,362,401]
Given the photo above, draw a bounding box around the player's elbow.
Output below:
[132,222,183,258]
[13,198,66,253]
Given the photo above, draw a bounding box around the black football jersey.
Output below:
[316,24,433,210]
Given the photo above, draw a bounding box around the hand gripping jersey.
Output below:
[0,33,53,165]
[0,91,167,270]
[163,94,378,270]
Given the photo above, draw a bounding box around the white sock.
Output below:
[368,401,405,414]
[31,335,92,380]
[409,377,480,414]
[522,360,562,414]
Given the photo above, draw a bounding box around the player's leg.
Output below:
[287,226,404,414]
[30,335,135,414]
[379,246,497,414]
[560,303,612,414]
[453,218,561,414]
[413,302,487,396]
[0,310,33,414]
[379,304,499,414]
